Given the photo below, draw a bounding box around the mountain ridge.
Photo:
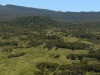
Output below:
[0,4,100,21]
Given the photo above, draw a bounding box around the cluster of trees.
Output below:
[56,42,90,50]
[73,32,100,43]
[0,41,18,47]
[36,62,100,75]
[45,39,90,50]
[66,50,100,60]
[66,54,86,60]
[7,52,25,58]
[88,50,100,60]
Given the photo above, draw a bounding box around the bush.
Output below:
[45,37,64,50]
[0,41,18,46]
[66,54,77,60]
[66,54,87,60]
[35,70,44,75]
[28,39,43,47]
[53,70,71,75]
[59,64,71,70]
[8,52,25,58]
[53,54,60,58]
[87,50,100,60]
[2,47,13,53]
[36,62,59,71]
[56,42,90,50]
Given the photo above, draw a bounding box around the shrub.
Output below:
[28,39,43,47]
[66,54,87,60]
[87,50,100,60]
[59,64,72,70]
[53,54,60,58]
[8,52,25,58]
[36,62,59,71]
[66,54,77,60]
[0,41,18,46]
[53,70,71,75]
[2,47,13,53]
[35,70,44,75]
[56,42,90,50]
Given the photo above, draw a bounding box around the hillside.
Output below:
[0,16,100,75]
[1,4,100,21]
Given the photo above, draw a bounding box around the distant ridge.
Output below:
[0,4,100,21]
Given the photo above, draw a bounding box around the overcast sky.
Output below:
[0,0,100,12]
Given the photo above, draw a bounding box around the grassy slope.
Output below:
[0,28,99,75]
[0,16,100,75]
[0,47,89,75]
[0,36,99,75]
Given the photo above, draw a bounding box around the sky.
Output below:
[0,0,100,12]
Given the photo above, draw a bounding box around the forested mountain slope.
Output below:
[0,4,100,21]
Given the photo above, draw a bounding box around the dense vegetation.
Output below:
[0,15,100,75]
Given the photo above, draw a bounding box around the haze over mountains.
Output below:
[0,4,100,21]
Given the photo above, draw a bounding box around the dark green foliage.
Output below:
[67,54,77,60]
[83,64,100,72]
[8,52,25,58]
[66,50,100,62]
[28,39,43,47]
[11,16,57,29]
[0,41,18,47]
[45,35,63,50]
[45,41,56,50]
[2,47,13,53]
[87,50,100,60]
[56,42,90,50]
[1,34,11,40]
[74,33,100,42]
[66,54,87,60]
[53,70,71,75]
[53,54,60,58]
[36,62,100,75]
[34,70,44,75]
[45,35,90,50]
[59,64,72,70]
[59,64,100,74]
[47,35,60,40]
[36,62,59,75]
[36,62,59,71]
